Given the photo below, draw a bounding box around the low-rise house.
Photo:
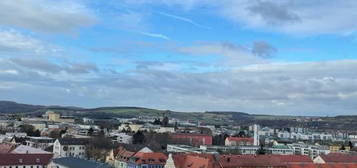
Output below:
[11,145,52,154]
[127,147,167,168]
[114,146,136,168]
[225,137,254,146]
[169,133,212,147]
[5,132,27,138]
[0,153,53,168]
[119,124,143,133]
[165,153,220,168]
[112,133,133,144]
[266,144,294,155]
[0,143,17,153]
[53,138,89,158]
[155,127,176,133]
[330,144,351,152]
[26,136,55,150]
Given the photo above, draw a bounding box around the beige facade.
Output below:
[45,111,75,123]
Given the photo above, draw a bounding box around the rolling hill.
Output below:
[0,101,356,130]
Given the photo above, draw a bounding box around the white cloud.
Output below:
[0,69,18,75]
[157,12,210,29]
[179,42,269,66]
[124,0,357,35]
[139,31,170,40]
[0,29,48,53]
[0,0,96,33]
[1,57,357,116]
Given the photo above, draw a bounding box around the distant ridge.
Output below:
[0,101,44,113]
[0,100,356,130]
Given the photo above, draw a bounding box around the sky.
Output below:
[0,0,357,116]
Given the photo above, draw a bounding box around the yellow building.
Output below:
[118,123,143,132]
[329,145,350,152]
[47,111,60,121]
[45,111,75,123]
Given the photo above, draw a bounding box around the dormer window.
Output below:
[19,159,23,163]
[36,158,40,163]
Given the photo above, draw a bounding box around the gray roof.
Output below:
[58,138,90,145]
[52,157,112,168]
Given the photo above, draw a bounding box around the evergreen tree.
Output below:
[133,131,145,144]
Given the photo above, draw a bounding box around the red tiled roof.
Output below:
[132,152,167,165]
[173,154,220,168]
[287,163,357,168]
[0,143,17,153]
[172,153,221,168]
[276,155,313,163]
[0,153,53,166]
[170,133,213,146]
[226,137,254,143]
[115,147,136,162]
[226,137,254,144]
[220,155,312,168]
[320,153,357,163]
[170,154,313,168]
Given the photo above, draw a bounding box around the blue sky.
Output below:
[0,0,357,116]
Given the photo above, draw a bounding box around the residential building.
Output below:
[225,137,254,146]
[53,138,89,158]
[164,153,220,168]
[288,143,330,158]
[169,133,212,146]
[266,144,294,155]
[44,111,75,123]
[167,144,217,154]
[119,124,143,133]
[127,147,167,168]
[113,133,133,144]
[0,143,17,154]
[11,145,52,154]
[26,136,55,150]
[0,153,53,168]
[5,132,27,138]
[114,146,136,168]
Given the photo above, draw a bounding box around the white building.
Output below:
[253,124,260,146]
[53,138,89,158]
[266,144,294,155]
[114,133,133,144]
[5,132,27,138]
[26,136,55,150]
[288,143,330,159]
[11,145,51,154]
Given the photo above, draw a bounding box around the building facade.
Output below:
[53,138,88,158]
